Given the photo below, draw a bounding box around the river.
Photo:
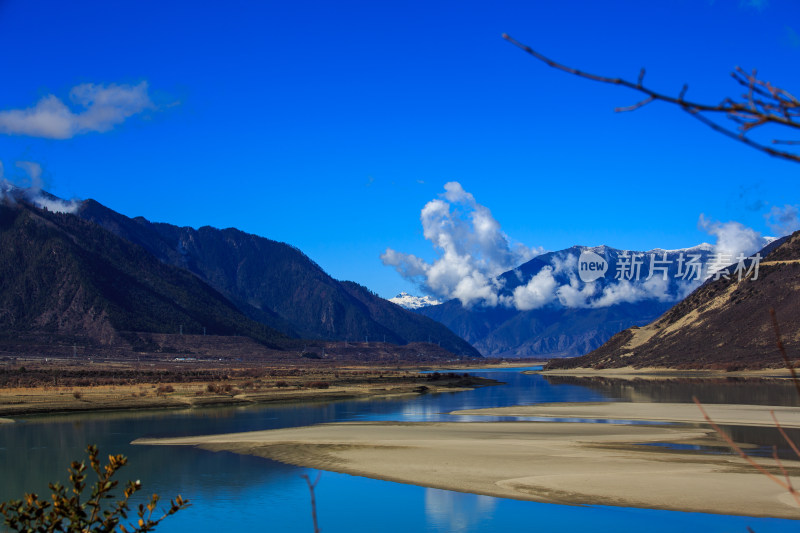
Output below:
[1,367,797,532]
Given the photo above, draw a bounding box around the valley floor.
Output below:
[0,361,497,419]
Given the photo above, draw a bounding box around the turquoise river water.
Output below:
[1,367,797,532]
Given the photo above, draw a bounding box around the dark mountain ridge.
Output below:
[0,199,289,353]
[77,199,479,357]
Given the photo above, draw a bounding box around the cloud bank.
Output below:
[381,182,543,307]
[0,82,153,139]
[698,213,766,261]
[384,185,772,311]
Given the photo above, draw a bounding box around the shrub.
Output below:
[156,384,175,396]
[0,445,188,532]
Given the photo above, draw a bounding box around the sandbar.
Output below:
[536,366,796,379]
[0,417,13,424]
[134,419,800,518]
[452,402,800,428]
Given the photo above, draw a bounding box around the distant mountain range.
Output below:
[546,232,799,369]
[76,198,479,357]
[416,244,736,358]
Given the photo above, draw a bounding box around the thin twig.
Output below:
[771,410,800,460]
[502,34,800,164]
[771,308,800,398]
[692,396,800,505]
[773,446,795,494]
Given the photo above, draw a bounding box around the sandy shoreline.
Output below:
[453,402,800,428]
[135,414,800,519]
[0,417,13,424]
[536,366,797,379]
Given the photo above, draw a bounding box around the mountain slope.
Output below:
[546,232,800,369]
[0,200,288,350]
[417,245,715,357]
[77,199,479,357]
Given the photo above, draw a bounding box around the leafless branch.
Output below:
[772,410,800,460]
[689,309,800,510]
[692,396,800,506]
[771,308,800,398]
[502,34,800,164]
[301,471,322,533]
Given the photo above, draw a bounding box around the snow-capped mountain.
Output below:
[417,240,772,358]
[389,292,442,310]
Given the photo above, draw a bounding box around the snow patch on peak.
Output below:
[389,292,442,310]
[647,243,714,254]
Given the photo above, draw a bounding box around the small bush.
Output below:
[72,391,82,400]
[306,381,330,389]
[275,380,289,388]
[0,445,188,532]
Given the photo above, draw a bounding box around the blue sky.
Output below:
[0,0,797,299]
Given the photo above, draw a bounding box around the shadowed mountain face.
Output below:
[77,200,479,357]
[546,232,800,370]
[0,201,288,350]
[417,245,716,358]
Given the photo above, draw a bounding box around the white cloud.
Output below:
[765,204,800,236]
[32,194,79,214]
[590,275,673,308]
[556,276,597,308]
[0,160,79,214]
[511,267,558,311]
[698,214,764,258]
[384,194,744,311]
[0,82,153,139]
[381,181,543,307]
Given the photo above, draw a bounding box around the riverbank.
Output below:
[534,366,797,379]
[0,372,498,418]
[134,416,800,519]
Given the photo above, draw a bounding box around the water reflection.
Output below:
[542,374,800,406]
[424,488,497,532]
[1,368,798,533]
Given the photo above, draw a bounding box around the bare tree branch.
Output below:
[502,33,800,164]
[301,471,322,533]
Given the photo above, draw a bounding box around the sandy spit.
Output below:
[0,417,14,424]
[452,402,800,428]
[134,420,800,519]
[536,366,795,379]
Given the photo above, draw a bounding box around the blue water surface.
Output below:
[0,367,794,532]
